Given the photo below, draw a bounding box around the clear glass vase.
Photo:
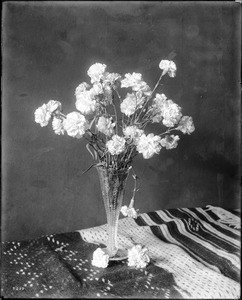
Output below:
[96,165,130,259]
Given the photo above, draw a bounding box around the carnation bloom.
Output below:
[121,72,142,89]
[46,100,62,113]
[52,117,65,135]
[160,135,180,149]
[123,126,144,145]
[177,116,195,134]
[159,60,177,77]
[91,248,109,268]
[34,104,52,127]
[102,72,121,87]
[96,116,115,136]
[136,133,162,159]
[75,82,90,95]
[34,100,62,127]
[75,90,97,115]
[151,93,168,123]
[106,135,126,155]
[91,82,103,96]
[127,244,150,269]
[152,94,182,127]
[162,99,182,127]
[120,93,144,116]
[63,112,88,139]
[133,80,151,95]
[87,63,107,83]
[121,205,138,219]
[89,82,113,106]
[121,72,151,95]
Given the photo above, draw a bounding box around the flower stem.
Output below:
[111,101,118,135]
[129,167,138,208]
[158,127,178,136]
[151,72,164,95]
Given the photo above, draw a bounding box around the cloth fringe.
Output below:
[205,205,241,229]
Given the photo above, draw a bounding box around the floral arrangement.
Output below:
[34,59,195,268]
[35,60,194,157]
[34,59,194,199]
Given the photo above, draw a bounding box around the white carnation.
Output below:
[96,116,115,136]
[34,100,62,127]
[121,72,142,89]
[46,100,62,113]
[102,72,121,87]
[52,117,65,135]
[136,133,161,159]
[63,112,88,139]
[34,104,51,127]
[151,93,168,123]
[136,133,162,159]
[123,126,144,145]
[121,205,128,216]
[152,94,182,127]
[120,93,144,116]
[160,135,180,150]
[132,80,151,95]
[128,244,150,269]
[106,135,126,155]
[121,72,151,95]
[75,82,90,95]
[91,248,109,268]
[162,99,182,127]
[140,83,152,97]
[121,206,138,219]
[177,116,195,134]
[91,82,103,96]
[159,60,177,77]
[75,90,97,115]
[87,63,107,83]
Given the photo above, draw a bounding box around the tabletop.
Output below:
[1,205,240,299]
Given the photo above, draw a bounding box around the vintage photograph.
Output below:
[2,1,240,298]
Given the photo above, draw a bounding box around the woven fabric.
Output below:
[1,207,240,299]
[79,206,240,299]
[1,233,181,298]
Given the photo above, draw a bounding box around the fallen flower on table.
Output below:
[127,244,150,269]
[91,247,109,268]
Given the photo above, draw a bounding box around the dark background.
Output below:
[2,1,241,242]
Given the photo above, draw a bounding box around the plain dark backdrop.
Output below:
[2,1,241,242]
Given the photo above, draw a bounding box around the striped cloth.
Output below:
[79,205,240,298]
[2,206,240,298]
[135,206,240,284]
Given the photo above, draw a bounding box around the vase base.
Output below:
[102,247,128,261]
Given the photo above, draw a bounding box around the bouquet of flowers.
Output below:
[35,59,194,167]
[34,59,195,265]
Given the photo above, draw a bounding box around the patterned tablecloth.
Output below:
[1,206,240,299]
